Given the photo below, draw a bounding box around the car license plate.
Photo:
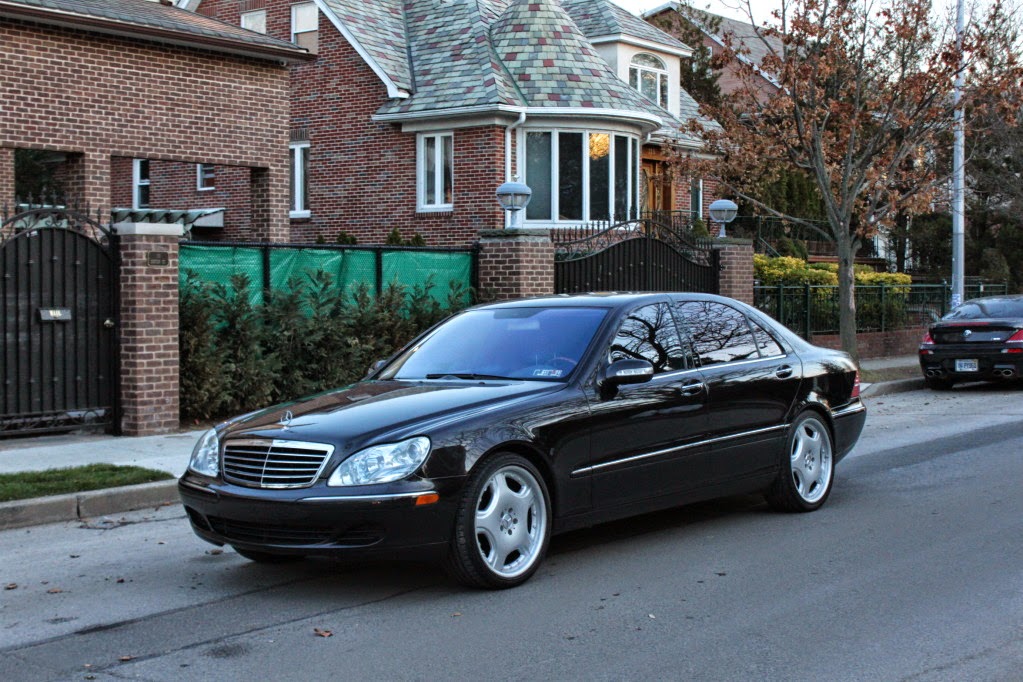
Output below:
[955,359,979,372]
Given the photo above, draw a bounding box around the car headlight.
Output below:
[188,428,220,477]
[327,437,431,486]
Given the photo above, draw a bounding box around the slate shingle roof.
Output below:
[1,0,308,56]
[318,0,412,91]
[561,0,689,53]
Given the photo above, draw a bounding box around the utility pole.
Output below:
[950,0,966,309]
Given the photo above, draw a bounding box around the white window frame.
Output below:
[520,129,639,225]
[691,178,703,218]
[290,141,310,218]
[291,3,318,51]
[416,132,454,212]
[629,53,669,109]
[241,9,267,34]
[196,163,216,191]
[132,158,150,210]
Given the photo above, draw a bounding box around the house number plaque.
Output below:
[147,251,170,267]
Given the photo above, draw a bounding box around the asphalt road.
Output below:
[1,385,1022,681]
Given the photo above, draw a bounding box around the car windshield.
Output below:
[384,307,609,381]
[943,299,1023,320]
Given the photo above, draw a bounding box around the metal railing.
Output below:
[754,282,1010,338]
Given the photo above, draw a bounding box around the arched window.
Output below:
[629,53,669,109]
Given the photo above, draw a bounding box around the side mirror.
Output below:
[600,358,654,393]
[365,359,387,379]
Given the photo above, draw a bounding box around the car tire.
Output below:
[446,453,551,589]
[924,376,954,390]
[232,546,304,564]
[766,412,835,513]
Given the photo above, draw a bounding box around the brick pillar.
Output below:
[477,229,554,300]
[713,238,754,305]
[0,147,14,208]
[80,151,110,214]
[115,223,184,436]
[250,166,289,242]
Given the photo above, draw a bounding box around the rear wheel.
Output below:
[232,546,304,564]
[766,413,834,513]
[446,453,551,589]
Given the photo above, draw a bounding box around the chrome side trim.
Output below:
[297,491,437,503]
[572,423,789,476]
[831,402,866,419]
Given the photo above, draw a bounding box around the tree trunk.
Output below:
[836,234,859,365]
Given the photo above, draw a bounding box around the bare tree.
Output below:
[675,0,1021,361]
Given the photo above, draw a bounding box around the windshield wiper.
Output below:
[424,372,516,381]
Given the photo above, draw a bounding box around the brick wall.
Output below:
[117,230,182,435]
[478,230,555,300]
[0,17,291,241]
[714,239,754,304]
[812,327,926,360]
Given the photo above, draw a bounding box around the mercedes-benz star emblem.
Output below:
[280,410,293,429]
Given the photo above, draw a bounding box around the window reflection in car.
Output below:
[608,303,686,374]
[675,301,761,366]
[385,307,609,381]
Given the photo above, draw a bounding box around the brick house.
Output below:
[0,0,311,436]
[154,0,720,245]
[643,4,783,103]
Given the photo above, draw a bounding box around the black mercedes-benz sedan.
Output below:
[919,294,1023,390]
[179,293,866,588]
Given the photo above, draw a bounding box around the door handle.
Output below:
[775,365,793,379]
[677,381,705,397]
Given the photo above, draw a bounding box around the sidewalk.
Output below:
[1,355,923,530]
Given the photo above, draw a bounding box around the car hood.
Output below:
[218,379,564,449]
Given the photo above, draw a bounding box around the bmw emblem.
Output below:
[963,329,972,338]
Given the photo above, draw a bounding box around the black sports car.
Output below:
[919,294,1023,390]
[179,293,866,588]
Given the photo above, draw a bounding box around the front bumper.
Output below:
[178,474,462,560]
[919,347,1023,382]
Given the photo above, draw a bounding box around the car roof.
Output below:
[474,292,740,311]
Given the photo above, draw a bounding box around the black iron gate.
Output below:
[1,206,119,436]
[554,219,720,294]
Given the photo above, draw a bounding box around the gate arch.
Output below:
[1,206,119,435]
[554,219,720,294]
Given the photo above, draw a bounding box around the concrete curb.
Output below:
[0,479,180,531]
[861,377,926,398]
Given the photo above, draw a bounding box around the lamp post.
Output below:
[496,181,532,229]
[708,199,738,239]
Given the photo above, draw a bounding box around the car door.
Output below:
[582,301,710,509]
[672,299,803,484]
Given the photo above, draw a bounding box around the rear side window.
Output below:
[609,303,686,374]
[749,318,784,358]
[674,301,759,366]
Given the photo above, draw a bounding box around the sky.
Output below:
[613,0,774,23]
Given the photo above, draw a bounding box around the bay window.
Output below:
[524,130,639,223]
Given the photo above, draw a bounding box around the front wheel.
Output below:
[766,413,834,513]
[446,454,551,589]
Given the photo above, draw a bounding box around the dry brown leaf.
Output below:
[47,588,63,594]
[313,628,333,638]
[119,655,134,662]
[4,583,16,590]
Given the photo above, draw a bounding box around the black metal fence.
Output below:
[755,282,1010,338]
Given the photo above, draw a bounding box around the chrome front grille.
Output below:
[222,438,334,489]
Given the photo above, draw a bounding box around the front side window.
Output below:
[291,3,318,52]
[524,130,638,223]
[241,9,266,34]
[609,303,686,374]
[197,163,215,191]
[675,301,759,367]
[629,53,669,109]
[132,159,150,209]
[289,142,310,218]
[417,132,453,211]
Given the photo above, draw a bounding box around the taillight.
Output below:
[851,370,861,399]
[1005,329,1023,354]
[920,331,935,355]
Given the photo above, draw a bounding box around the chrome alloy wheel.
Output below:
[474,464,547,579]
[789,416,833,504]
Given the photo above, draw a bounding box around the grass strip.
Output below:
[860,365,921,384]
[0,464,174,503]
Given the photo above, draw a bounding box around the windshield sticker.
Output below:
[533,369,563,378]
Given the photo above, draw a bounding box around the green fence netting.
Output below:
[179,243,475,307]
